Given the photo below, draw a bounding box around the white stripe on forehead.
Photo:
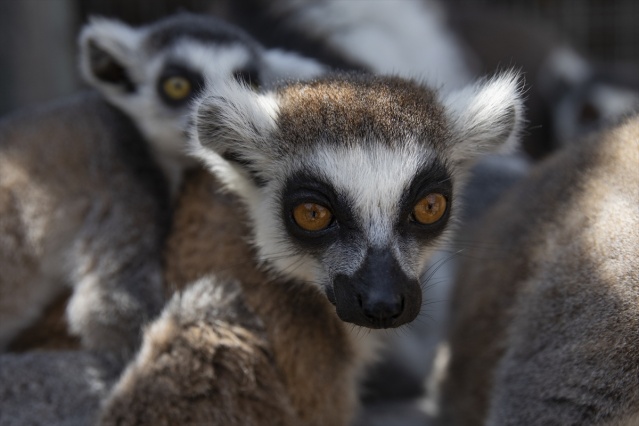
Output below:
[303,140,435,246]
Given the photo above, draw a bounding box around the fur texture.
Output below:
[100,169,359,426]
[0,93,169,354]
[0,351,119,426]
[1,13,326,355]
[439,115,639,425]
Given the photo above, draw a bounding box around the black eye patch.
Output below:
[280,171,359,250]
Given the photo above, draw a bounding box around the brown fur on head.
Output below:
[439,115,639,425]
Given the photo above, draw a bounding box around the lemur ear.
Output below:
[441,71,525,165]
[79,17,141,93]
[260,49,328,86]
[190,77,280,180]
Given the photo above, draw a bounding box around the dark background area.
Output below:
[1,0,638,115]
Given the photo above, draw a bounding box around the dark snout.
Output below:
[331,249,422,329]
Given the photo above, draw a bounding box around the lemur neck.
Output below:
[165,169,361,426]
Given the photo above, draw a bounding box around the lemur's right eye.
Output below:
[162,76,192,100]
[293,203,333,232]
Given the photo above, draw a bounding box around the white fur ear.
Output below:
[441,71,524,165]
[189,78,280,173]
[78,16,142,92]
[260,49,328,86]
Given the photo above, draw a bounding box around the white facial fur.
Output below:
[249,142,452,286]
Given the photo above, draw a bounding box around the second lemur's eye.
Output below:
[293,203,333,232]
[162,76,192,100]
[412,193,447,224]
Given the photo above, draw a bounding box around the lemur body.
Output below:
[99,72,523,424]
[439,115,639,425]
[218,0,474,89]
[0,13,324,354]
[0,93,169,354]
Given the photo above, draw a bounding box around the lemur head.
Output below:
[192,72,523,329]
[79,13,325,166]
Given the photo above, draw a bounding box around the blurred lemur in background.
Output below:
[0,13,325,356]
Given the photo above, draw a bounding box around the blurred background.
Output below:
[2,0,639,117]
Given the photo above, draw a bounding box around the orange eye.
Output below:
[162,76,191,100]
[293,203,333,231]
[412,193,447,224]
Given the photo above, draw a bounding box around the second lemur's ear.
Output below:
[190,77,280,184]
[441,70,525,166]
[79,17,141,93]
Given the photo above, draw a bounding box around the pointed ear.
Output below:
[78,17,141,93]
[260,49,328,85]
[441,71,525,165]
[190,78,280,180]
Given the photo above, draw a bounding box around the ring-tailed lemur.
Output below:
[438,115,639,425]
[0,13,325,355]
[99,71,524,425]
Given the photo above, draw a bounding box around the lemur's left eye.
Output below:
[162,76,192,100]
[411,193,447,224]
[293,203,333,232]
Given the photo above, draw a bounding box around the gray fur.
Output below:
[439,114,639,425]
[0,93,169,354]
[0,350,119,426]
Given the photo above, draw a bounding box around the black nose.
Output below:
[360,294,404,323]
[332,248,422,329]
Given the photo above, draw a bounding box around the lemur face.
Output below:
[79,14,325,165]
[193,73,523,329]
